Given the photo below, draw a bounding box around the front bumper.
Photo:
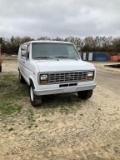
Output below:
[34,82,96,96]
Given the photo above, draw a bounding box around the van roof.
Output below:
[22,40,73,45]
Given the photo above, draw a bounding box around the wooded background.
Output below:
[1,36,120,54]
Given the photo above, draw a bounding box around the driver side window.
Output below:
[26,45,30,59]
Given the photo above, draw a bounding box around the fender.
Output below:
[29,73,38,89]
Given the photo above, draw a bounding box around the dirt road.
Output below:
[96,70,120,94]
[0,60,120,160]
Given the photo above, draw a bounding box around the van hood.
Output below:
[34,59,95,72]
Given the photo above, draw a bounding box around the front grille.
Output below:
[47,71,88,84]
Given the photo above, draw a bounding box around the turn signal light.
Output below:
[40,80,48,84]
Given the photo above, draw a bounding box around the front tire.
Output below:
[29,85,42,107]
[78,90,93,100]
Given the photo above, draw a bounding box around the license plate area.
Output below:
[59,83,77,88]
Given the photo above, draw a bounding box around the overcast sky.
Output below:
[0,0,120,38]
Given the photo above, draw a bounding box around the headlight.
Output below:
[40,74,48,84]
[40,74,48,80]
[87,71,94,80]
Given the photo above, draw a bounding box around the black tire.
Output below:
[29,84,42,107]
[77,90,93,100]
[0,66,2,72]
[19,70,25,83]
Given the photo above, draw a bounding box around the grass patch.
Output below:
[0,102,22,115]
[0,73,28,117]
[8,128,14,132]
[28,109,35,122]
[28,125,32,128]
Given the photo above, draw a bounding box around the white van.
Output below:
[18,41,96,106]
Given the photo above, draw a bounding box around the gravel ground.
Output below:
[0,60,120,160]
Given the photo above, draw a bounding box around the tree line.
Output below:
[1,36,120,55]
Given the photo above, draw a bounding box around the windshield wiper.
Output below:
[34,56,54,59]
[55,56,78,60]
[55,56,70,59]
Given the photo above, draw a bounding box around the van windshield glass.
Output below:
[32,43,79,60]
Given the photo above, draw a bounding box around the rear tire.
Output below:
[77,90,93,100]
[29,85,42,107]
[19,71,25,83]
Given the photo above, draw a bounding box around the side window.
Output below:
[27,45,30,54]
[26,45,30,59]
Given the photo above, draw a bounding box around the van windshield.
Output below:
[32,43,79,60]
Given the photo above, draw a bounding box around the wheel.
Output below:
[0,66,1,72]
[19,70,25,83]
[77,90,93,100]
[29,85,42,107]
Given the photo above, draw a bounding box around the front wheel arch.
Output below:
[29,78,35,88]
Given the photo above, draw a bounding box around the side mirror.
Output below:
[76,46,81,52]
[21,50,27,56]
[21,44,27,56]
[21,45,27,51]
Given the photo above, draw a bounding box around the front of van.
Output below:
[30,41,96,96]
